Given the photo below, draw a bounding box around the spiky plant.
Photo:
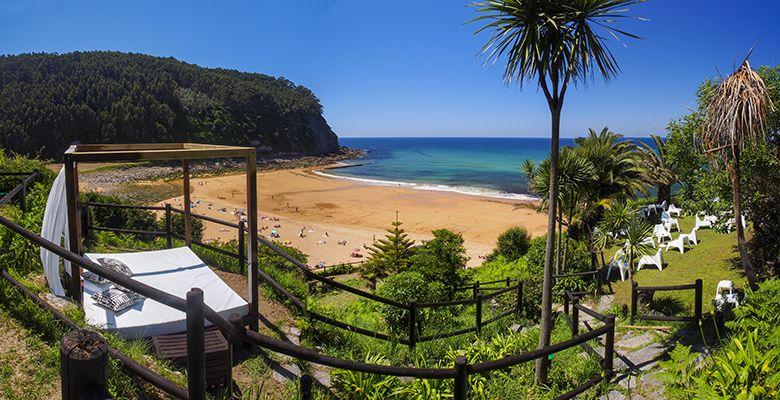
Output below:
[615,217,653,282]
[702,59,774,289]
[640,134,677,204]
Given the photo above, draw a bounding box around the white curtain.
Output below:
[40,168,70,296]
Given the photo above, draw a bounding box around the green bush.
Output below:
[488,226,531,262]
[408,229,468,292]
[660,279,780,399]
[170,212,204,242]
[375,271,445,336]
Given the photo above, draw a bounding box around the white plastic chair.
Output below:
[679,227,699,246]
[726,215,747,234]
[667,204,682,217]
[694,213,714,230]
[653,223,672,243]
[660,200,668,211]
[665,233,689,254]
[661,211,680,231]
[637,248,664,272]
[606,256,630,281]
[640,235,656,248]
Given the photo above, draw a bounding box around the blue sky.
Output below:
[2,1,779,138]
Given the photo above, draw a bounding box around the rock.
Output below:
[617,332,655,350]
[626,343,668,371]
[510,323,522,333]
[41,293,76,312]
[600,390,627,400]
[271,363,302,383]
[597,295,615,312]
[288,326,302,336]
[312,367,332,388]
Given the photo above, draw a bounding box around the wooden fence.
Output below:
[0,195,618,400]
[630,279,703,323]
[84,202,525,348]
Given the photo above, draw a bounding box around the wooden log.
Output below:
[60,330,110,400]
[619,324,673,332]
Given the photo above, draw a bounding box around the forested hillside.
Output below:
[0,51,339,159]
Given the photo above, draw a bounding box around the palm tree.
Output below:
[702,59,774,290]
[528,149,595,273]
[639,134,677,204]
[471,0,643,382]
[614,217,653,283]
[575,127,648,202]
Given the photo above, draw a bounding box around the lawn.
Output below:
[608,215,747,315]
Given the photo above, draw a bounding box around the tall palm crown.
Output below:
[472,0,642,96]
[575,127,647,201]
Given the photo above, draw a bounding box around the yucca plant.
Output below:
[615,217,653,282]
[702,58,774,290]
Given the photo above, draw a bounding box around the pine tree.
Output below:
[361,212,414,288]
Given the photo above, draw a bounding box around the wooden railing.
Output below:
[0,194,617,399]
[630,279,703,323]
[84,202,525,347]
[0,213,616,400]
[0,171,39,210]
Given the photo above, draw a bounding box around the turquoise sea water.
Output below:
[327,137,654,200]
[325,137,570,200]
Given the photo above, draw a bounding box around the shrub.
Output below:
[408,229,468,292]
[81,192,160,242]
[375,271,445,336]
[488,226,531,262]
[169,212,204,242]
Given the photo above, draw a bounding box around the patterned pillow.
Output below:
[92,288,144,312]
[82,258,133,291]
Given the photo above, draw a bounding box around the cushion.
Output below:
[83,258,134,291]
[92,288,144,312]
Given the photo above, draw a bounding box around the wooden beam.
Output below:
[246,152,259,331]
[64,160,83,303]
[182,160,192,247]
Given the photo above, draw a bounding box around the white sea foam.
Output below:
[313,169,538,202]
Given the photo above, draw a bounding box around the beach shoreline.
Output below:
[149,165,545,268]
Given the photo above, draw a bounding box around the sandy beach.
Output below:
[152,166,546,268]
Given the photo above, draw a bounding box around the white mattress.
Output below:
[82,247,248,338]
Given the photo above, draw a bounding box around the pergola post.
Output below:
[64,158,83,303]
[182,160,192,246]
[246,152,259,331]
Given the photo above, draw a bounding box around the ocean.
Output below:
[322,137,572,201]
[325,137,654,200]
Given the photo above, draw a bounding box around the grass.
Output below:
[608,215,747,315]
[0,311,60,400]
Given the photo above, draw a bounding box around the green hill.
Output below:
[0,51,339,159]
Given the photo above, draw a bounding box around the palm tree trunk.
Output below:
[555,209,562,275]
[535,105,560,384]
[657,184,671,204]
[731,148,757,290]
[562,233,570,273]
[628,248,634,283]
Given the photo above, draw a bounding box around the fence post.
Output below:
[694,279,703,324]
[238,220,246,275]
[165,203,173,249]
[515,282,523,318]
[630,281,638,323]
[472,281,479,299]
[408,301,417,349]
[186,288,206,400]
[505,277,510,287]
[571,295,579,336]
[475,294,483,336]
[81,205,90,244]
[454,357,469,400]
[19,180,27,212]
[60,329,110,400]
[300,374,313,400]
[604,315,616,380]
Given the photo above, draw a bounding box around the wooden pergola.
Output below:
[63,143,259,330]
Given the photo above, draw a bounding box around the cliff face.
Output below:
[0,51,340,159]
